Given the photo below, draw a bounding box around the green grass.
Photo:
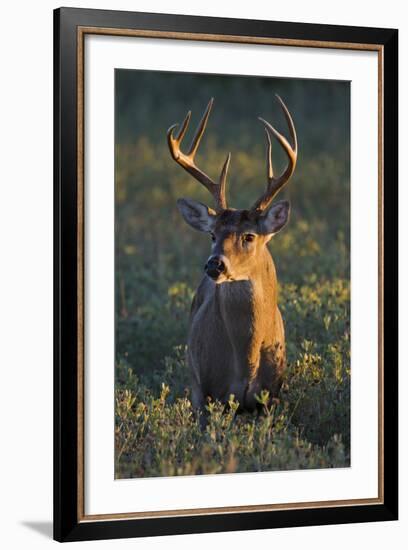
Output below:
[114,71,350,478]
[115,278,350,478]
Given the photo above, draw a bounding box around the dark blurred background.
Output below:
[115,69,350,379]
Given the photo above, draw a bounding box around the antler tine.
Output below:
[264,127,273,180]
[251,95,298,213]
[219,153,231,207]
[188,98,213,157]
[167,99,228,211]
[276,94,298,154]
[176,110,192,143]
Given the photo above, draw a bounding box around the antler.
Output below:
[251,95,298,213]
[167,98,230,212]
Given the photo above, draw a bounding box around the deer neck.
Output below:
[214,248,277,312]
[211,248,278,381]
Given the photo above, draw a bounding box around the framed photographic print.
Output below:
[54,7,398,542]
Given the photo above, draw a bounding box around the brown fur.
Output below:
[181,207,287,413]
[168,97,297,416]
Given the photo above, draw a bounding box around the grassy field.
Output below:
[114,70,350,478]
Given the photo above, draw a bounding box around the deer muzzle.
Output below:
[205,255,227,280]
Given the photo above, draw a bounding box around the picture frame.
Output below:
[53,7,398,542]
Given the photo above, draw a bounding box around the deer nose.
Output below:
[205,256,226,279]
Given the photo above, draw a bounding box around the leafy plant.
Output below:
[114,70,350,478]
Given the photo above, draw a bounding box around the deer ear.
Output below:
[177,198,216,232]
[258,200,290,238]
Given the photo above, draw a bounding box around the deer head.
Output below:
[167,96,297,284]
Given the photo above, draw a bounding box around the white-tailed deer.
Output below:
[167,96,297,416]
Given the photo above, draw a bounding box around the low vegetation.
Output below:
[115,71,350,478]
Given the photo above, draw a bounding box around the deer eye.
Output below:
[210,232,216,242]
[243,233,255,243]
